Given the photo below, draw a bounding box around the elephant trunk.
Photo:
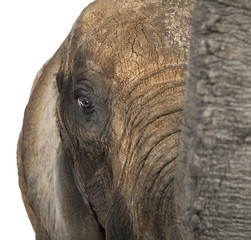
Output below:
[175,1,251,239]
[108,66,186,239]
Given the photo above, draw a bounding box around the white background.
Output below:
[0,1,93,238]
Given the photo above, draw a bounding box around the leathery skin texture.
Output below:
[17,0,194,239]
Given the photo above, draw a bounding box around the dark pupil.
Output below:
[79,97,93,108]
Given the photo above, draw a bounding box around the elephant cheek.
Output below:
[126,131,180,239]
[108,130,181,239]
[109,69,185,238]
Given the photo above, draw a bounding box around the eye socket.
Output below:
[78,97,94,109]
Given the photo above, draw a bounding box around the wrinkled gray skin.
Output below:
[175,0,251,239]
[17,0,195,239]
[18,0,251,239]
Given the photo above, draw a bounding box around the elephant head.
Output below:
[17,0,194,239]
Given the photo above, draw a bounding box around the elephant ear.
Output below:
[17,1,113,239]
[17,48,60,239]
[17,47,103,239]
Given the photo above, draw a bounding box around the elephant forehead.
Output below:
[73,0,192,82]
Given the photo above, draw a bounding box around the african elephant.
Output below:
[17,0,195,239]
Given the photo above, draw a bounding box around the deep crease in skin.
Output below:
[17,0,194,239]
[121,110,183,180]
[125,82,185,117]
[133,142,178,196]
[135,131,179,177]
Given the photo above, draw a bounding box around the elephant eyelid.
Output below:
[73,88,90,99]
[74,79,94,92]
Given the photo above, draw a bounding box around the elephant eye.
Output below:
[78,97,93,109]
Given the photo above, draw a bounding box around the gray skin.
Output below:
[175,0,251,239]
[17,0,194,239]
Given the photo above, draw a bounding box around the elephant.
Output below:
[17,0,195,239]
[18,0,251,239]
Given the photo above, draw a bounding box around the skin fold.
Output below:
[17,0,194,239]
